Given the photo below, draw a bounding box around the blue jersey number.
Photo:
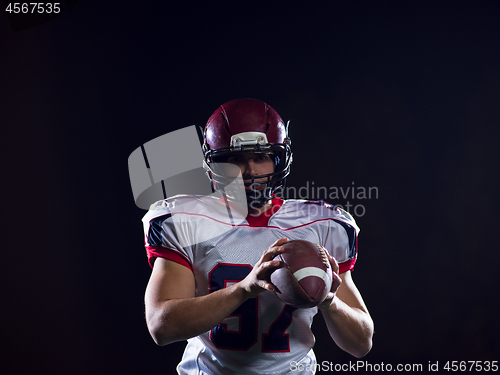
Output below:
[209,263,297,352]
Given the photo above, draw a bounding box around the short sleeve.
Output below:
[323,209,359,274]
[142,199,193,270]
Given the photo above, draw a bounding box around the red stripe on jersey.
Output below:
[145,245,193,271]
[246,197,284,227]
[338,257,356,274]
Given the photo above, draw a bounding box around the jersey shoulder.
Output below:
[142,193,248,233]
[142,194,223,220]
[276,199,360,233]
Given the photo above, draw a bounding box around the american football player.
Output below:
[143,98,374,374]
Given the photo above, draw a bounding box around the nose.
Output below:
[242,159,259,178]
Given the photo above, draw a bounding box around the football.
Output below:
[270,240,333,308]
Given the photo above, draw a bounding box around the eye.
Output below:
[227,155,243,164]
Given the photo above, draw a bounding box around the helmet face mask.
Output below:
[202,99,292,209]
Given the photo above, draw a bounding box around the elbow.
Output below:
[352,316,374,358]
[149,328,170,347]
[351,338,373,358]
[351,323,374,358]
[146,314,179,347]
[148,324,180,346]
[345,321,374,358]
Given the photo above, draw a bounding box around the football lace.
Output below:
[315,243,330,267]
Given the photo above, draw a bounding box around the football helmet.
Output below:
[202,98,293,209]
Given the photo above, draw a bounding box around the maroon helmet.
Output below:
[202,98,293,207]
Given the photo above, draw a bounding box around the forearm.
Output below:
[146,283,250,346]
[145,239,285,346]
[320,297,374,358]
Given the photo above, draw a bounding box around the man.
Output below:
[142,98,374,374]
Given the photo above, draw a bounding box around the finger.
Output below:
[318,292,334,310]
[255,260,283,291]
[258,280,278,293]
[258,259,284,274]
[262,238,289,260]
[331,272,342,292]
[261,244,285,262]
[271,237,288,247]
[327,253,339,274]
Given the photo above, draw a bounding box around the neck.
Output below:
[247,200,272,216]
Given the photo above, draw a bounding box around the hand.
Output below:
[318,253,342,310]
[238,237,288,298]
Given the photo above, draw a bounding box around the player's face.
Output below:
[226,152,274,191]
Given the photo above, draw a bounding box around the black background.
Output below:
[2,1,499,374]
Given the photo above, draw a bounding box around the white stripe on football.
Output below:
[293,267,332,286]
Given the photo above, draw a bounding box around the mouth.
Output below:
[244,181,266,191]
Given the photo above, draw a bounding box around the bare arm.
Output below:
[144,238,287,346]
[318,256,374,358]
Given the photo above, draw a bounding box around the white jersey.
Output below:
[142,195,359,375]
